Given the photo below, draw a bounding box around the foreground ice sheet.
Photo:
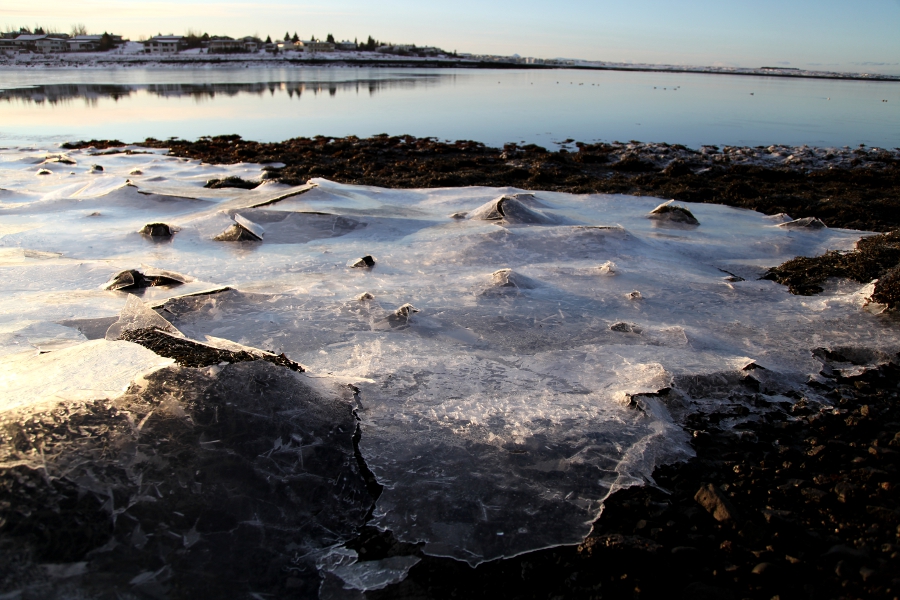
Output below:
[2,144,900,592]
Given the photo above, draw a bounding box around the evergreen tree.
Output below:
[292,32,299,43]
[284,31,290,41]
[265,35,272,44]
[99,32,113,51]
[365,35,376,51]
[326,33,334,43]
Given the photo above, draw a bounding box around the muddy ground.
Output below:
[36,136,900,599]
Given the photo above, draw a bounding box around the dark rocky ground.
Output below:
[67,134,900,232]
[22,136,900,599]
[355,358,900,600]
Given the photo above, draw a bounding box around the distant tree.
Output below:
[292,32,299,43]
[284,31,290,41]
[70,23,87,37]
[365,35,376,51]
[99,32,114,51]
[34,27,45,35]
[184,28,206,49]
[265,35,272,44]
[326,33,334,43]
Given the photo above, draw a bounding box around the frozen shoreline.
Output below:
[2,47,899,82]
[1,141,899,598]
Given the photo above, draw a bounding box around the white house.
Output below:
[68,35,103,51]
[297,40,334,52]
[335,40,356,51]
[35,37,69,53]
[208,36,260,53]
[143,36,186,54]
[12,34,47,51]
[207,37,240,53]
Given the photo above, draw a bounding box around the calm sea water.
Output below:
[0,67,897,149]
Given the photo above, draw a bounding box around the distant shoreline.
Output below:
[1,53,898,83]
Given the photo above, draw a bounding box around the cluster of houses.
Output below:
[142,35,446,56]
[0,32,123,53]
[140,35,349,55]
[0,30,449,57]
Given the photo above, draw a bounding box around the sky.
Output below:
[3,0,900,75]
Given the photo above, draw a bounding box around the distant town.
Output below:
[2,25,896,82]
[0,26,572,66]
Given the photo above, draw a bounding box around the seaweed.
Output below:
[130,134,900,231]
[763,231,900,305]
[204,176,261,190]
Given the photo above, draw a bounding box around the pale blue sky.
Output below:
[4,0,899,74]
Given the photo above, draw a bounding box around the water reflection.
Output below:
[0,68,895,148]
[0,75,446,105]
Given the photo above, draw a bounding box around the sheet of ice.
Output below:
[2,144,900,574]
[0,339,172,412]
[0,359,371,597]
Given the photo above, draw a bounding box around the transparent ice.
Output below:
[1,144,899,588]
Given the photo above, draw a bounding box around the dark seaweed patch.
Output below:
[763,231,900,304]
[204,176,261,190]
[131,134,900,232]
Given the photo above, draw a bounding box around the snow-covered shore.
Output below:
[2,41,898,81]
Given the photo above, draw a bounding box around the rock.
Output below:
[751,562,775,575]
[801,487,828,502]
[866,505,900,523]
[103,268,190,291]
[348,255,375,268]
[37,169,52,176]
[482,269,540,295]
[611,155,657,172]
[777,216,826,229]
[90,164,104,172]
[661,159,694,177]
[468,194,562,225]
[834,481,856,503]
[597,261,617,275]
[626,290,643,300]
[105,294,183,340]
[449,212,468,219]
[648,200,700,225]
[610,322,642,334]
[204,176,260,190]
[394,303,419,318]
[139,222,177,237]
[119,327,303,371]
[357,292,375,301]
[835,559,851,577]
[214,214,265,242]
[860,566,877,582]
[694,483,739,522]
[129,169,143,175]
[41,156,76,166]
